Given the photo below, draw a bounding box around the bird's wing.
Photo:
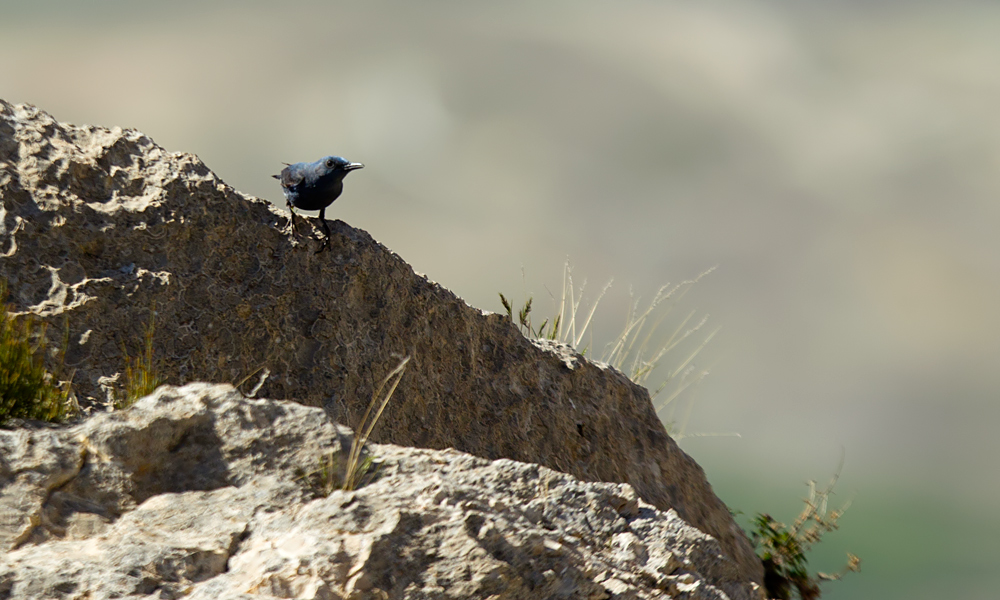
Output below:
[277,166,305,189]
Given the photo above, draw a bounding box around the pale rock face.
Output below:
[0,99,762,588]
[0,384,761,600]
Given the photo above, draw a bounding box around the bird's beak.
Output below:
[346,162,364,171]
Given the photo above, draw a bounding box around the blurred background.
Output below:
[3,0,998,597]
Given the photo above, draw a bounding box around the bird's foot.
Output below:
[286,209,301,238]
[314,235,331,255]
[313,215,332,254]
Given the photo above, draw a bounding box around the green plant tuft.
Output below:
[0,280,69,424]
[116,308,165,409]
[499,292,561,340]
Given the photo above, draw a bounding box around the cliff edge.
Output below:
[0,99,762,588]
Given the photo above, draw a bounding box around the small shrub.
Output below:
[0,280,69,424]
[750,467,860,599]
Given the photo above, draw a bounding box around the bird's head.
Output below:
[318,156,364,178]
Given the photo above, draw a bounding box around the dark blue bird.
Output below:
[273,155,364,252]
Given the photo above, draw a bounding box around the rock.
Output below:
[0,99,761,584]
[0,384,762,600]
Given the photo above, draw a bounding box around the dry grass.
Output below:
[502,260,736,439]
[343,355,410,491]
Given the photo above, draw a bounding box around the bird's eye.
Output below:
[326,159,335,168]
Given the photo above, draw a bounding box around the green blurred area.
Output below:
[702,460,1000,600]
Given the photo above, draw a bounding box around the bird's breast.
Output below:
[287,177,344,211]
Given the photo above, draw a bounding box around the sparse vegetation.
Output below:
[297,446,381,497]
[0,279,70,424]
[343,355,409,491]
[116,308,164,409]
[294,355,404,496]
[499,293,560,341]
[506,263,863,597]
[749,465,860,599]
[500,261,734,439]
[499,261,612,348]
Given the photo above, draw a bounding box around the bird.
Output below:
[273,155,364,252]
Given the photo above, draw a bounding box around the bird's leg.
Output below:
[315,207,332,254]
[286,199,300,236]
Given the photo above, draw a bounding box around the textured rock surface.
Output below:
[0,99,760,583]
[0,384,761,600]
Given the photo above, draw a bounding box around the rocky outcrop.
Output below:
[0,99,761,585]
[0,384,760,600]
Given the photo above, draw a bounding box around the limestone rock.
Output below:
[0,384,761,600]
[0,99,761,583]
